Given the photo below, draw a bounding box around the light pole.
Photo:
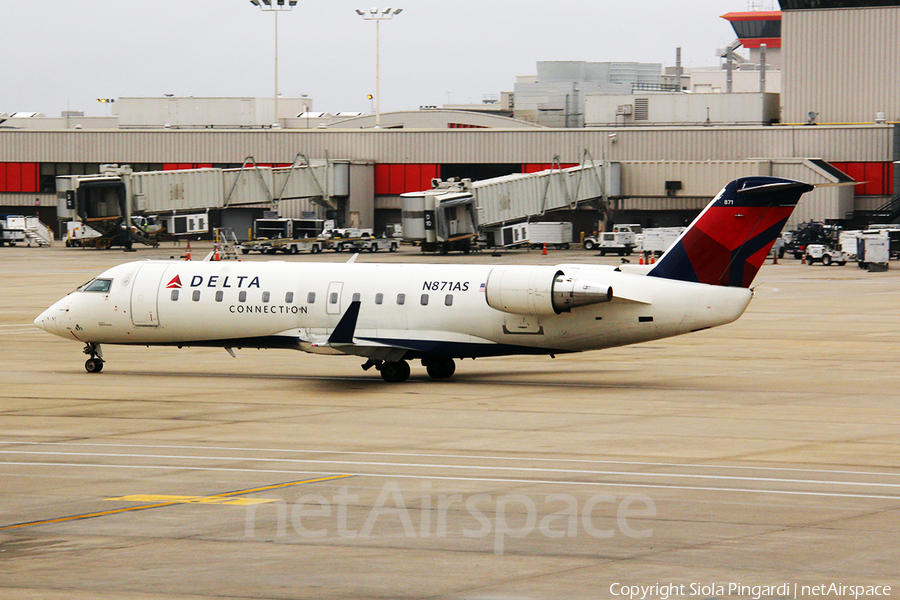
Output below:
[250,0,298,127]
[355,7,402,128]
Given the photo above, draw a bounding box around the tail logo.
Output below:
[648,177,814,288]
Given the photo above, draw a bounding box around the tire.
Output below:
[562,243,570,250]
[380,360,410,382]
[583,240,595,251]
[806,256,814,265]
[838,261,846,266]
[369,245,377,252]
[599,250,606,256]
[85,358,104,373]
[425,358,456,380]
[822,255,832,266]
[389,243,398,252]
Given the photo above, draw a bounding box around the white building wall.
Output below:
[585,93,780,127]
[783,6,900,124]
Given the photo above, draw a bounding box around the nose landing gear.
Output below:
[83,343,104,373]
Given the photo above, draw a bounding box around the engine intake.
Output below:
[484,266,613,316]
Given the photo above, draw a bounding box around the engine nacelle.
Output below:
[484,266,613,316]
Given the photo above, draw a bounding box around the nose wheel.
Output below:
[83,343,104,373]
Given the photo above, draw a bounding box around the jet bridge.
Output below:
[56,157,348,244]
[401,160,618,251]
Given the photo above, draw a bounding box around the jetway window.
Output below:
[397,294,405,305]
[420,294,429,306]
[216,291,224,302]
[239,291,247,302]
[170,290,179,301]
[262,292,271,303]
[192,290,201,302]
[445,295,453,306]
[307,292,316,304]
[375,293,384,305]
[285,292,294,303]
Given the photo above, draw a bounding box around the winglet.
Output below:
[328,300,361,344]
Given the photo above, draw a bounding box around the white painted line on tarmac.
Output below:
[2,460,899,501]
[3,440,900,479]
[3,448,900,492]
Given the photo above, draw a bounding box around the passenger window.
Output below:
[420,294,429,306]
[171,289,179,301]
[192,290,201,302]
[352,292,361,302]
[375,293,383,305]
[307,292,316,304]
[239,291,247,302]
[285,292,294,303]
[445,294,453,306]
[262,291,271,303]
[397,293,405,305]
[215,291,224,302]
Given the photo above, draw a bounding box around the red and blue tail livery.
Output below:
[648,177,814,288]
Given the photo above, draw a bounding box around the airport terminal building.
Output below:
[1,0,898,240]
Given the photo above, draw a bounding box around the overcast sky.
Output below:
[2,0,765,117]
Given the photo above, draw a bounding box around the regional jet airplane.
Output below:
[35,177,813,382]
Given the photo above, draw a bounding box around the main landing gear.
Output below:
[83,343,104,373]
[361,357,457,382]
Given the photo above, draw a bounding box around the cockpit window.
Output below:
[79,278,112,293]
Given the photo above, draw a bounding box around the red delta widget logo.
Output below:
[165,274,261,289]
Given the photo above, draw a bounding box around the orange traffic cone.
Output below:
[650,255,656,264]
[542,243,547,256]
[183,240,192,261]
[639,254,644,265]
[214,248,220,261]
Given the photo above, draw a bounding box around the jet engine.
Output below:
[484,266,613,316]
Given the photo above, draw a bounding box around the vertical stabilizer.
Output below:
[648,177,814,287]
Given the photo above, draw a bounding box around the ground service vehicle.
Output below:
[804,244,847,266]
[583,224,640,255]
[500,222,572,250]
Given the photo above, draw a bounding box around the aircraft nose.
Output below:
[34,306,61,336]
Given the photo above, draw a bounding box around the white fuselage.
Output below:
[35,259,752,361]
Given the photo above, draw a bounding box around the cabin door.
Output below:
[130,263,171,326]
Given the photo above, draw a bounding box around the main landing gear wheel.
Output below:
[379,360,411,382]
[424,357,456,379]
